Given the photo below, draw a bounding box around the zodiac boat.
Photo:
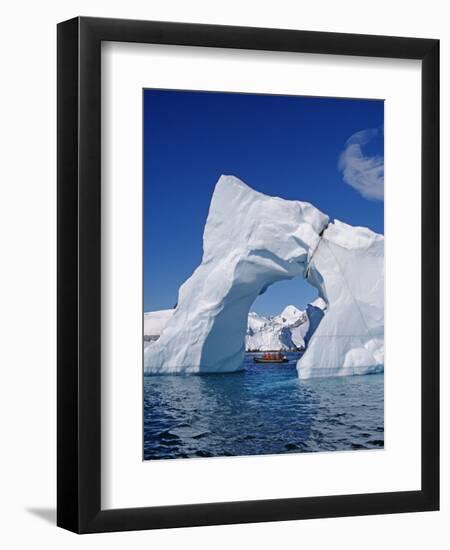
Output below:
[253,352,289,364]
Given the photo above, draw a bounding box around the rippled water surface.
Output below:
[144,353,384,460]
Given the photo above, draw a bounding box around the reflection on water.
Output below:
[143,353,384,460]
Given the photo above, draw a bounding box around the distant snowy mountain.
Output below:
[246,305,309,351]
[144,301,326,352]
[143,309,174,343]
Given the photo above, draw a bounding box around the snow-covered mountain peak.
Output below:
[246,305,310,351]
[280,304,301,319]
[275,304,306,325]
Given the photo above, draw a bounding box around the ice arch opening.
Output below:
[144,176,384,378]
[246,276,323,351]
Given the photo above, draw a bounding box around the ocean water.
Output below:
[143,353,384,460]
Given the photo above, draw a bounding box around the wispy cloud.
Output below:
[338,127,384,201]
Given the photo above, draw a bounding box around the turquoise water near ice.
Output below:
[143,353,384,460]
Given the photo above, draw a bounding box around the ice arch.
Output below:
[144,176,384,378]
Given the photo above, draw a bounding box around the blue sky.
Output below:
[143,90,384,315]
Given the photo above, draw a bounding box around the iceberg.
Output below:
[297,220,384,378]
[144,175,384,378]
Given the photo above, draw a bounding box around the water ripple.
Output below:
[144,354,384,460]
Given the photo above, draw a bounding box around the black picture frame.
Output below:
[57,16,439,533]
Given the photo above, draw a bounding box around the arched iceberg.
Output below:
[144,175,384,378]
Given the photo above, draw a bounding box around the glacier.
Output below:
[144,175,384,378]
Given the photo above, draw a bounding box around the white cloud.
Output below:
[338,127,384,201]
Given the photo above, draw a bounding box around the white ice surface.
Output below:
[297,220,384,378]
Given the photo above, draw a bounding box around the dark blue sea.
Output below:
[143,353,384,460]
